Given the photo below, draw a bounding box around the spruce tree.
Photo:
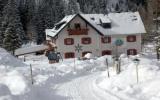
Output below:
[3,25,22,54]
[2,0,26,44]
[65,0,80,15]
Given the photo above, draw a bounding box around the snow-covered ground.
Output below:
[0,47,160,100]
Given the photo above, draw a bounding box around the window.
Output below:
[82,51,92,57]
[102,23,111,28]
[74,23,81,30]
[101,36,111,43]
[82,37,91,44]
[65,52,75,58]
[127,35,136,42]
[127,49,137,55]
[64,38,74,45]
[102,50,111,56]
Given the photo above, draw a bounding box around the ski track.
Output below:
[55,72,124,100]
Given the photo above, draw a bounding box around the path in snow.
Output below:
[55,72,121,100]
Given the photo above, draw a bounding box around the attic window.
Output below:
[74,23,81,30]
[91,17,95,20]
[55,21,66,30]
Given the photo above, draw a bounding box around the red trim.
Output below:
[102,50,111,56]
[64,38,74,45]
[65,52,75,58]
[82,51,92,57]
[127,49,137,55]
[81,37,91,44]
[101,36,111,43]
[127,35,136,42]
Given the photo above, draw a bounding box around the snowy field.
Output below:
[0,47,160,100]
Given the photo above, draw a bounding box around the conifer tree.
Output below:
[65,0,80,15]
[2,0,25,43]
[3,25,22,54]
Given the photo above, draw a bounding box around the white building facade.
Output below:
[46,12,146,59]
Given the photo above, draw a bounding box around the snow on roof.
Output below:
[46,12,146,37]
[15,45,49,56]
[81,12,146,35]
[47,15,76,37]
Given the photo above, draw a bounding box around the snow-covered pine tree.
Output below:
[54,0,65,23]
[34,0,65,44]
[65,0,80,15]
[0,0,8,46]
[2,0,26,43]
[3,24,22,54]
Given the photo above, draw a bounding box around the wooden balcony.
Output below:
[67,29,89,35]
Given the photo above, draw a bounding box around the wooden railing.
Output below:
[67,29,89,35]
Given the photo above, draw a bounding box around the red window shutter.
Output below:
[102,50,111,56]
[101,36,111,43]
[127,49,137,55]
[64,38,74,45]
[82,37,91,44]
[65,52,75,58]
[127,35,136,42]
[82,51,92,57]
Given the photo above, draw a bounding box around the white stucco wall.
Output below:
[56,16,101,58]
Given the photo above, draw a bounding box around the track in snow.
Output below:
[55,72,121,100]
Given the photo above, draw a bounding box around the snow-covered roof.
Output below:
[46,12,146,37]
[15,45,49,56]
[47,15,76,37]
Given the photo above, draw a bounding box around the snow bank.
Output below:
[0,70,28,95]
[0,48,26,67]
[97,55,160,100]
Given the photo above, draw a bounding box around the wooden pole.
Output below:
[136,64,139,83]
[30,64,34,85]
[106,59,110,78]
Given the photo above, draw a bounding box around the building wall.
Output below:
[50,16,142,58]
[56,16,101,58]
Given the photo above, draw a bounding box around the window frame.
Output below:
[102,50,111,56]
[81,37,91,45]
[127,35,136,42]
[64,38,74,45]
[101,36,111,43]
[74,23,81,30]
[127,49,137,55]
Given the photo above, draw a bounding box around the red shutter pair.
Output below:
[127,49,137,55]
[102,50,111,56]
[65,52,75,58]
[127,35,136,42]
[64,38,74,45]
[82,37,91,44]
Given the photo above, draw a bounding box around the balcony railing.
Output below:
[67,29,89,35]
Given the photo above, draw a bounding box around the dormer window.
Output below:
[102,23,111,28]
[74,23,81,30]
